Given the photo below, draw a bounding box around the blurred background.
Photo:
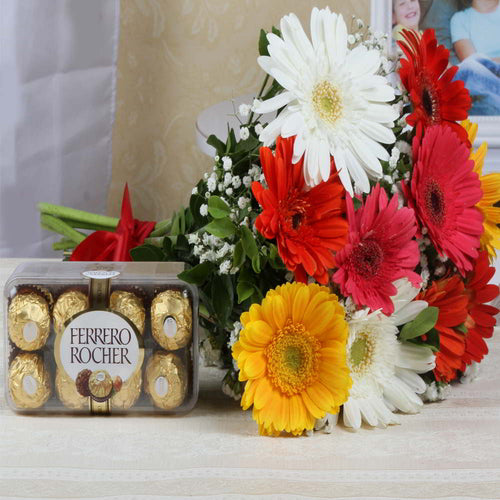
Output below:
[0,0,370,257]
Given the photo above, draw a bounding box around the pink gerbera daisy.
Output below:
[333,184,421,315]
[402,124,483,274]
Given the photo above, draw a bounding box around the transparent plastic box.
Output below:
[3,261,198,415]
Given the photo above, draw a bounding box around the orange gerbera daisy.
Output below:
[252,136,348,285]
[417,276,468,383]
[232,282,351,436]
[462,251,499,368]
[462,120,500,260]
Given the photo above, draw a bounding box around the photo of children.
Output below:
[392,0,500,115]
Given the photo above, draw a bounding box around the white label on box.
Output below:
[155,376,169,397]
[82,270,121,279]
[22,375,38,395]
[59,310,140,382]
[23,321,38,342]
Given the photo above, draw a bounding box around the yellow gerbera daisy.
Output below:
[232,282,351,436]
[462,120,500,260]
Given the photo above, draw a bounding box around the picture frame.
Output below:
[370,0,500,152]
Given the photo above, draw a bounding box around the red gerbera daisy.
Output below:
[403,124,483,275]
[332,184,421,315]
[417,276,468,383]
[398,29,471,143]
[462,250,499,368]
[252,136,348,285]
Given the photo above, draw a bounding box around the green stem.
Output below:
[246,74,270,126]
[53,238,77,251]
[40,214,86,243]
[60,218,117,232]
[38,202,119,229]
[149,219,172,237]
[143,236,164,247]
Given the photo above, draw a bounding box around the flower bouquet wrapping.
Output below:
[39,8,500,435]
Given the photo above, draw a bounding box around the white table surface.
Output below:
[0,258,499,499]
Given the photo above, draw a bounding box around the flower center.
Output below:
[312,81,343,125]
[280,189,309,232]
[424,179,446,225]
[351,239,383,278]
[349,331,375,375]
[421,81,440,124]
[266,320,320,396]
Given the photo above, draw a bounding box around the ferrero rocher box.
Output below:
[3,261,199,414]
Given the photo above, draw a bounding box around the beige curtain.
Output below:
[109,0,371,221]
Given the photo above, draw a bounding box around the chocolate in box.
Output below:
[3,261,199,414]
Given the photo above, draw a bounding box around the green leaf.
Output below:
[237,280,255,304]
[240,225,259,259]
[190,194,207,227]
[400,307,439,341]
[208,196,231,219]
[352,197,362,210]
[456,323,468,334]
[251,255,261,274]
[258,29,269,56]
[130,244,165,262]
[271,26,281,37]
[174,234,190,254]
[232,241,245,269]
[269,243,285,269]
[205,218,236,238]
[211,274,233,324]
[207,135,226,156]
[178,262,214,285]
[162,236,173,258]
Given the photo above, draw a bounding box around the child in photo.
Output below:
[393,0,421,42]
[451,0,500,114]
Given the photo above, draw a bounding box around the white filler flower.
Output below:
[255,7,397,194]
[342,279,435,430]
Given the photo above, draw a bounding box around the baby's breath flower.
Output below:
[242,175,252,188]
[191,187,198,195]
[251,98,261,112]
[347,34,355,45]
[222,156,232,171]
[232,176,242,189]
[219,260,232,274]
[238,103,251,118]
[225,187,233,196]
[239,126,250,140]
[200,204,208,217]
[255,123,264,135]
[238,197,249,209]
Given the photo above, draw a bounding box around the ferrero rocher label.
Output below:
[8,292,51,350]
[145,352,187,410]
[151,291,192,350]
[55,309,144,413]
[110,291,145,334]
[9,353,51,409]
[53,290,88,335]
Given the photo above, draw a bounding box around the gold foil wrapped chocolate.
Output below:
[111,369,142,410]
[53,290,88,334]
[8,353,51,409]
[55,369,87,410]
[110,290,145,334]
[88,370,113,402]
[8,292,51,350]
[151,291,192,350]
[145,352,187,410]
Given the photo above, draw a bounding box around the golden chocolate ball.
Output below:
[151,291,192,350]
[110,290,145,334]
[144,352,187,410]
[8,292,51,351]
[111,369,142,410]
[55,369,87,410]
[53,290,88,334]
[8,353,51,409]
[88,370,113,402]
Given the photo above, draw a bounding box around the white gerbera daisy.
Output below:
[255,7,398,195]
[342,279,435,430]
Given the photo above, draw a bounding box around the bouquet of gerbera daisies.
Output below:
[39,7,499,436]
